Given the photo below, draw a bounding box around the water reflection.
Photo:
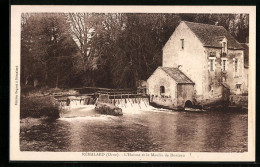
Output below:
[20,107,248,152]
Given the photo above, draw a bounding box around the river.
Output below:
[20,104,248,152]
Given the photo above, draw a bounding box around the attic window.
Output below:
[181,39,184,49]
[209,52,216,57]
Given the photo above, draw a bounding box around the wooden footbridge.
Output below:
[74,87,148,99]
[55,87,149,108]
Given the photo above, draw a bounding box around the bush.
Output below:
[21,85,35,95]
[20,96,60,119]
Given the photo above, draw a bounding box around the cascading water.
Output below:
[57,96,96,109]
[56,95,161,117]
[112,97,154,114]
[56,96,97,118]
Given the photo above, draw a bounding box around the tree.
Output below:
[21,13,78,88]
[67,13,105,72]
[21,13,249,90]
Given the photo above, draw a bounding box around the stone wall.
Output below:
[162,22,205,96]
[225,50,246,95]
[203,48,245,98]
[177,84,194,107]
[150,95,177,108]
[147,68,177,98]
[147,68,195,109]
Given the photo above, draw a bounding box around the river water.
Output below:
[20,103,248,152]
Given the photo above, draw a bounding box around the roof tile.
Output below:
[159,67,194,84]
[183,21,243,49]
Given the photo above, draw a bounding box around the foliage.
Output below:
[20,96,59,119]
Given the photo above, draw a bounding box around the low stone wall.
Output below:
[150,96,177,109]
[199,96,223,106]
[95,102,123,116]
[229,95,248,106]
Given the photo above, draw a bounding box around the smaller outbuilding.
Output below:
[147,66,195,109]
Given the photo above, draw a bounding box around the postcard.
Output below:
[10,5,256,161]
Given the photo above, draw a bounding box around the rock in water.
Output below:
[95,102,123,116]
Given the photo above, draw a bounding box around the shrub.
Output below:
[21,85,35,95]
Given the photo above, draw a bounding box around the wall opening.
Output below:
[184,100,192,108]
[160,86,165,95]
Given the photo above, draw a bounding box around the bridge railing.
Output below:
[74,87,138,95]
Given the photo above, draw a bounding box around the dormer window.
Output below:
[222,40,227,54]
[217,36,227,56]
[209,52,216,57]
[181,39,184,49]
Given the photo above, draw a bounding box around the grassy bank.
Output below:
[20,95,60,119]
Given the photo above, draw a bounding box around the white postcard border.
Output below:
[10,5,256,162]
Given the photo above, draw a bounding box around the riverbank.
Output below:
[20,117,45,131]
[21,87,80,119]
[20,95,59,119]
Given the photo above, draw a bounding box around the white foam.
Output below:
[58,98,93,109]
[58,114,116,122]
[113,98,150,114]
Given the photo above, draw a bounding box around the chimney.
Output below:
[178,65,182,70]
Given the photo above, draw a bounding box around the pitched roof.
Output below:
[183,21,244,50]
[240,43,249,68]
[222,83,230,89]
[159,67,194,84]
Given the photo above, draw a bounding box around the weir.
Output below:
[55,87,150,111]
[55,95,149,111]
[55,95,96,109]
[113,98,149,109]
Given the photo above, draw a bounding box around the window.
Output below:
[236,84,241,90]
[209,86,214,96]
[211,89,214,96]
[233,58,239,77]
[210,52,216,57]
[160,86,165,95]
[181,39,184,49]
[234,59,238,72]
[222,60,226,71]
[210,59,214,71]
[209,57,216,72]
[223,42,226,52]
[221,58,227,71]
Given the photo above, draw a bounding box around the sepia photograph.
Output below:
[10,5,256,161]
